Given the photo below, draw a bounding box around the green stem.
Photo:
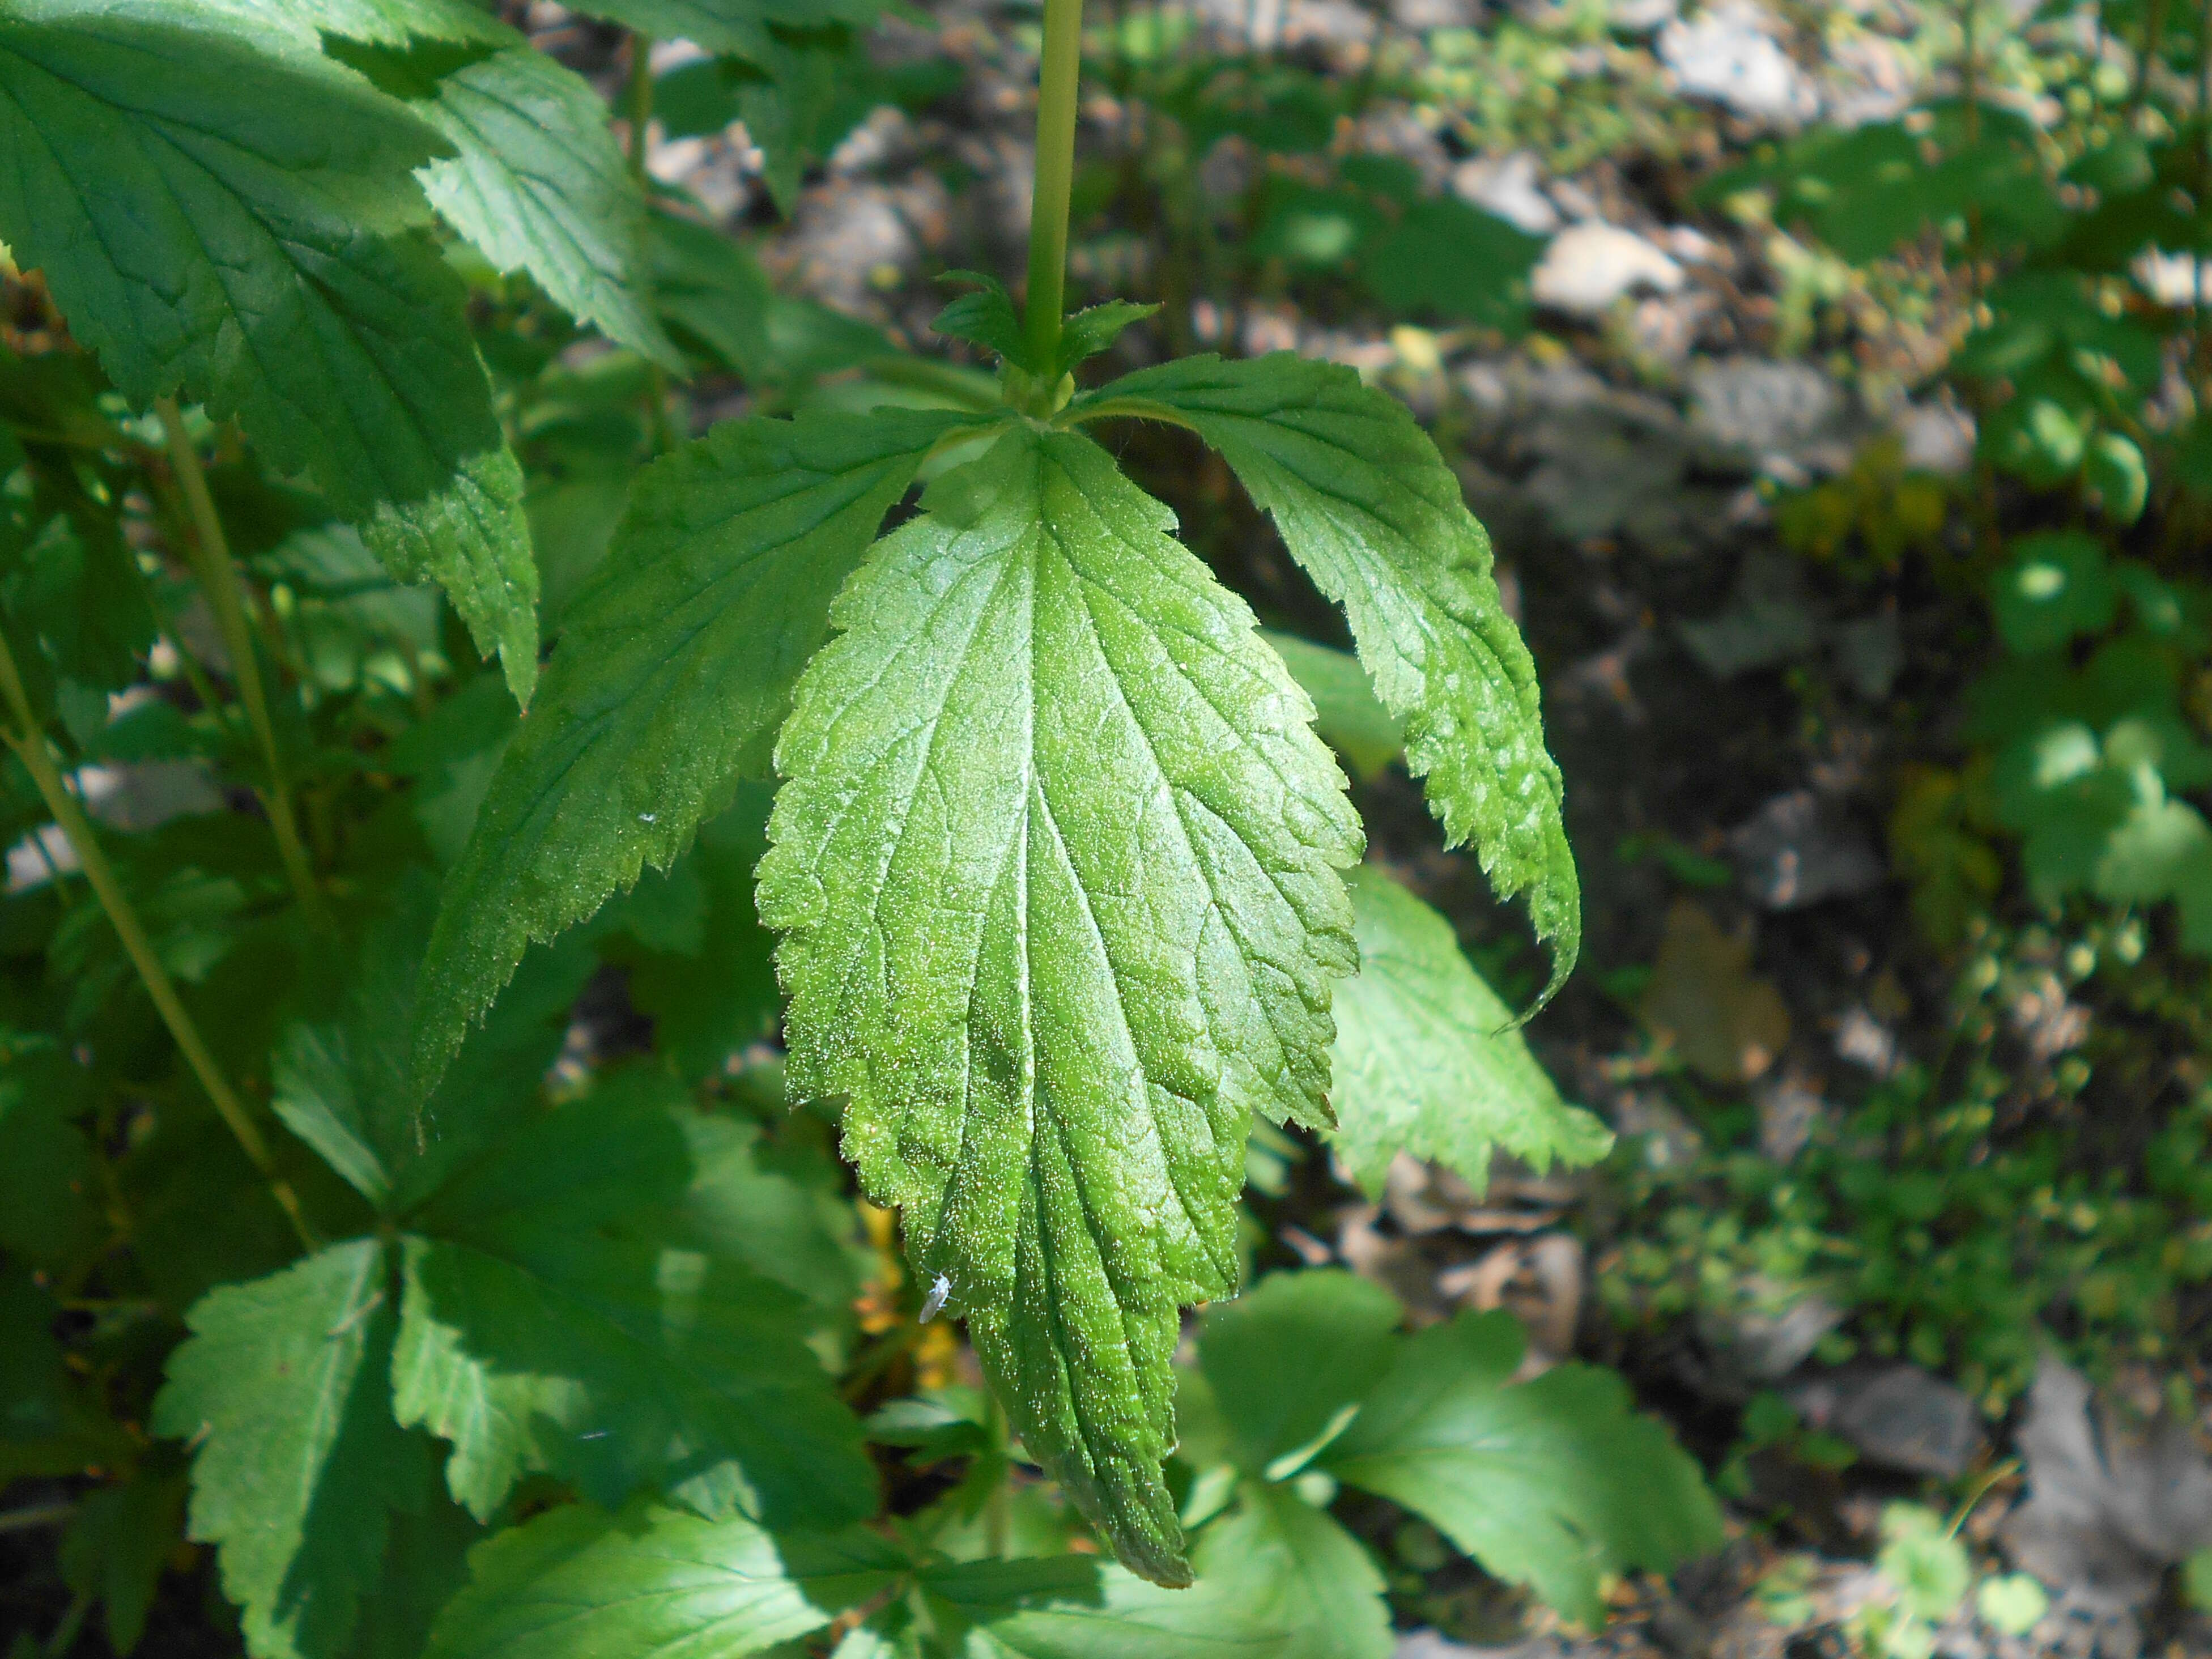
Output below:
[0,631,318,1254]
[155,399,330,930]
[1024,0,1086,370]
[626,35,677,456]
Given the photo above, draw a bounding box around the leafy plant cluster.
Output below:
[0,0,1729,1654]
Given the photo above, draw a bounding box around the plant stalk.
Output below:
[626,34,677,456]
[1024,0,1087,371]
[0,631,318,1253]
[155,398,329,930]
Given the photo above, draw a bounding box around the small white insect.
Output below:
[919,1272,953,1322]
[639,813,657,823]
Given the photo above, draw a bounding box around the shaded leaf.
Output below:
[0,1,540,699]
[1195,1269,1399,1479]
[1261,631,1403,779]
[1186,1486,1390,1659]
[414,405,990,1096]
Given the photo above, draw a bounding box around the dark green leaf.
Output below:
[414,405,990,1098]
[0,0,540,699]
[758,426,1363,1584]
[152,1239,423,1659]
[59,1464,188,1656]
[919,1554,1281,1656]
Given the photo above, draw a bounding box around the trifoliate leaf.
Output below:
[423,1500,903,1659]
[1195,1269,1399,1479]
[1187,1486,1392,1659]
[0,1,541,701]
[1321,1308,1723,1627]
[360,40,683,368]
[918,1554,1282,1656]
[389,1084,875,1530]
[1329,867,1609,1197]
[1074,354,1579,1006]
[151,1240,423,1659]
[412,406,991,1098]
[1261,631,1404,779]
[758,426,1363,1585]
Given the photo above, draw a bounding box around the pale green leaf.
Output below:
[423,1500,903,1659]
[1194,1269,1399,1479]
[394,42,683,366]
[1261,631,1403,779]
[0,1,541,700]
[1186,1486,1391,1659]
[151,1240,423,1659]
[920,1555,1281,1657]
[242,0,513,48]
[1075,354,1579,1004]
[390,1084,875,1529]
[413,406,990,1096]
[1321,1308,1723,1627]
[758,426,1362,1584]
[1329,866,1610,1197]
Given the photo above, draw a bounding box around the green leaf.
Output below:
[1877,1504,1969,1623]
[918,1554,1281,1657]
[1976,1572,2049,1636]
[1329,867,1610,1197]
[1194,1269,1399,1479]
[1186,1486,1391,1659]
[758,426,1362,1584]
[58,1465,188,1656]
[371,40,684,368]
[243,0,514,48]
[1074,354,1579,1006]
[389,1083,875,1529]
[413,405,988,1096]
[1992,531,2117,654]
[1052,303,1159,377]
[0,1,539,701]
[423,1500,903,1659]
[0,1051,104,1271]
[151,1239,423,1659]
[933,273,1030,366]
[1260,631,1403,779]
[564,0,875,65]
[1321,1308,1723,1627]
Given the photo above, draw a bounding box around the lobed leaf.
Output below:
[1186,1486,1391,1659]
[412,406,992,1097]
[1073,354,1579,1005]
[758,426,1362,1584]
[919,1554,1283,1657]
[1329,866,1609,1197]
[0,0,540,700]
[1195,1268,1399,1479]
[1321,1309,1724,1626]
[151,1240,423,1659]
[424,1500,902,1659]
[390,1083,875,1529]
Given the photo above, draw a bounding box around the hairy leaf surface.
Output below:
[1074,354,1578,1002]
[1329,867,1609,1195]
[1322,1309,1724,1625]
[758,426,1362,1584]
[151,1240,422,1659]
[423,1500,902,1659]
[414,407,989,1095]
[0,1,540,699]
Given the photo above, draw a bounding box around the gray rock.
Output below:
[1679,554,1823,678]
[2003,1355,2212,1610]
[1658,0,1818,124]
[1689,356,1847,471]
[1700,1277,1847,1384]
[1793,1364,1983,1478]
[1451,151,1559,233]
[1831,610,1905,700]
[1754,1070,1824,1163]
[1610,0,1678,32]
[1530,222,1683,316]
[1899,397,1977,474]
[1730,789,1883,910]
